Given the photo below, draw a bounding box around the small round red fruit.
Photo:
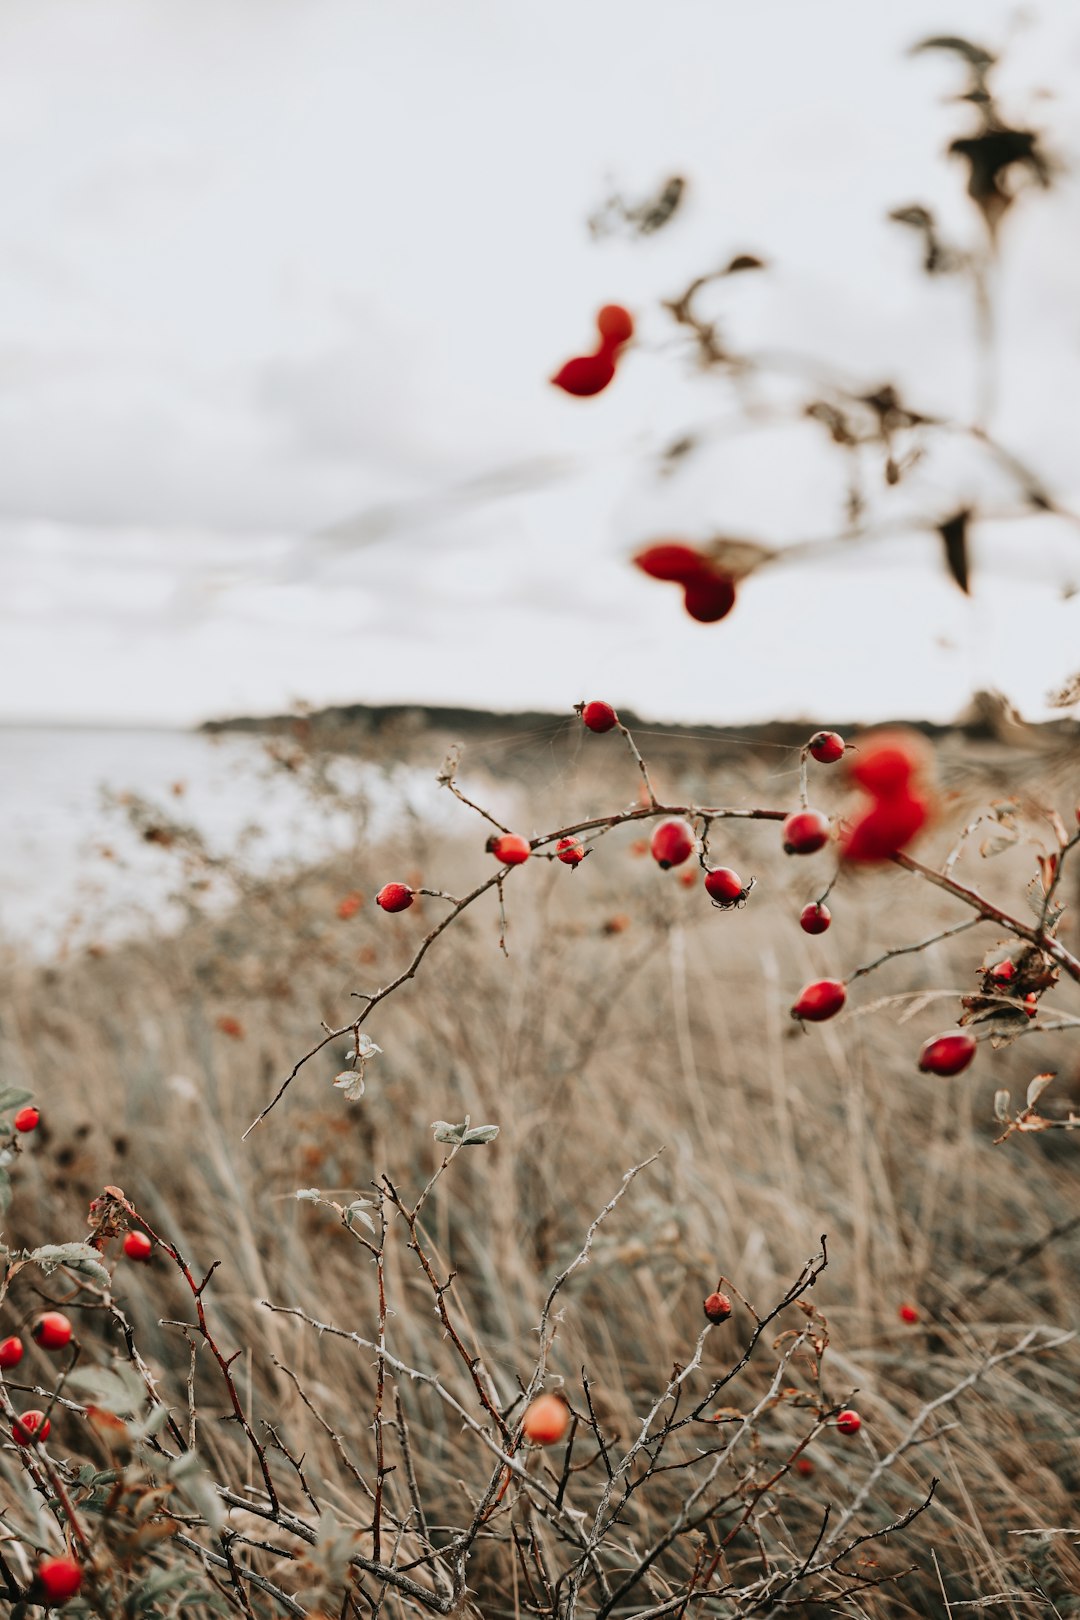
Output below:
[1023,992,1038,1018]
[899,1302,920,1325]
[490,833,531,866]
[799,902,831,935]
[555,837,585,866]
[13,1409,51,1445]
[792,979,846,1022]
[0,1335,24,1369]
[123,1231,153,1262]
[917,1031,976,1077]
[782,810,830,856]
[704,868,747,907]
[376,883,414,913]
[596,304,634,347]
[14,1106,39,1133]
[794,1456,815,1477]
[36,1554,83,1604]
[989,960,1015,983]
[581,700,618,734]
[703,1290,732,1323]
[521,1394,570,1446]
[551,351,617,398]
[682,575,736,623]
[808,731,845,764]
[32,1313,73,1352]
[632,542,711,584]
[836,1408,861,1436]
[650,819,695,869]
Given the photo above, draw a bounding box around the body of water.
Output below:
[0,727,449,958]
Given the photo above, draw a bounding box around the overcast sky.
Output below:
[3,0,1080,727]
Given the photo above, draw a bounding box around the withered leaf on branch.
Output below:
[697,537,777,581]
[938,509,972,594]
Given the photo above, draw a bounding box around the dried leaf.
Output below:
[1026,1073,1054,1111]
[697,537,777,581]
[938,509,971,594]
[993,1089,1011,1122]
[333,1071,366,1101]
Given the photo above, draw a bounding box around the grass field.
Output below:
[0,716,1077,1616]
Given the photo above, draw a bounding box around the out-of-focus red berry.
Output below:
[792,979,846,1022]
[682,575,736,623]
[551,351,617,397]
[794,1456,815,1476]
[0,1336,23,1369]
[521,1394,570,1445]
[918,1031,976,1077]
[37,1554,82,1604]
[651,819,695,869]
[899,1302,920,1325]
[596,304,634,347]
[841,793,929,862]
[490,833,531,866]
[632,543,711,583]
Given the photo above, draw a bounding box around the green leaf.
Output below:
[0,1089,34,1114]
[168,1450,225,1532]
[67,1364,147,1416]
[462,1124,500,1146]
[29,1242,111,1290]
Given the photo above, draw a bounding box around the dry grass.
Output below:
[0,720,1076,1615]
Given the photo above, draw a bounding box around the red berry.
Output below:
[650,819,695,869]
[32,1313,73,1352]
[376,882,414,913]
[840,792,928,863]
[490,833,531,866]
[632,542,712,584]
[0,1335,23,1369]
[989,960,1015,983]
[551,350,617,397]
[682,574,736,623]
[799,902,831,934]
[123,1230,153,1262]
[917,1031,976,1077]
[848,732,928,796]
[704,868,746,906]
[836,1408,861,1436]
[1023,992,1038,1018]
[555,837,585,866]
[794,1456,815,1476]
[596,304,634,347]
[782,810,830,856]
[899,1302,920,1325]
[703,1290,732,1323]
[36,1554,82,1604]
[521,1394,569,1446]
[336,891,363,919]
[14,1106,39,1133]
[13,1409,50,1445]
[581,700,618,733]
[808,730,845,764]
[792,979,846,1023]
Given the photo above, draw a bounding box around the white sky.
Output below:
[3,0,1080,727]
